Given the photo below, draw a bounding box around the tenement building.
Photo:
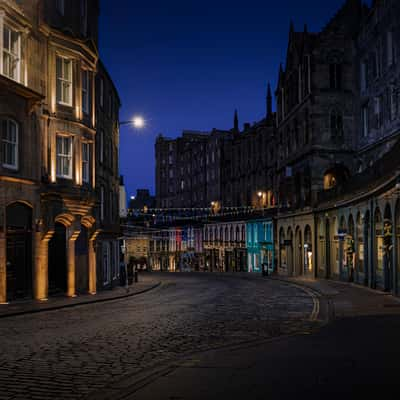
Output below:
[95,61,121,290]
[275,1,364,277]
[222,87,276,208]
[155,129,232,210]
[0,0,120,303]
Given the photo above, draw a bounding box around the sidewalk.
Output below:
[269,275,400,320]
[0,273,161,319]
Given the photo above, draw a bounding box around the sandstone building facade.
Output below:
[0,0,120,303]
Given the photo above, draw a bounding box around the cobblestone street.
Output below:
[0,273,319,400]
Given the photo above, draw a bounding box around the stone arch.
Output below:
[356,212,364,277]
[331,217,339,276]
[287,227,294,275]
[374,207,384,286]
[279,227,286,272]
[304,225,313,274]
[294,226,303,276]
[384,203,393,291]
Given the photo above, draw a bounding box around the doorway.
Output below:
[48,223,68,294]
[6,203,33,301]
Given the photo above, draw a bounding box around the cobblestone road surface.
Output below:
[0,273,320,400]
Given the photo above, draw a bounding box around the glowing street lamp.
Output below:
[120,115,146,129]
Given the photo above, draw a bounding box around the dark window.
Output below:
[329,64,342,89]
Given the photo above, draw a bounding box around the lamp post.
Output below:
[120,116,146,129]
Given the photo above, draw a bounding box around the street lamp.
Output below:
[120,116,146,129]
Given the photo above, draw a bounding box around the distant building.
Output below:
[129,189,155,211]
[119,176,128,219]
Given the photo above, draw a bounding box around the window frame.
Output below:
[56,135,73,179]
[81,69,89,114]
[2,25,21,83]
[100,185,105,221]
[56,56,73,107]
[1,119,19,170]
[82,142,90,184]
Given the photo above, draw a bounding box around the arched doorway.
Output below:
[304,225,312,275]
[374,208,384,289]
[331,217,339,277]
[75,226,89,293]
[364,211,371,287]
[383,204,393,292]
[347,215,355,282]
[325,219,331,279]
[48,223,68,294]
[287,227,294,276]
[6,203,33,301]
[356,213,365,284]
[279,228,286,273]
[317,219,324,277]
[295,227,303,276]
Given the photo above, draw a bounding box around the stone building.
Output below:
[0,0,120,303]
[275,0,364,278]
[311,0,400,294]
[155,129,232,210]
[222,88,276,208]
[95,60,121,290]
[203,221,247,272]
[356,0,400,168]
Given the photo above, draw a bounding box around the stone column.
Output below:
[67,228,81,298]
[0,231,6,304]
[88,239,97,295]
[33,230,53,301]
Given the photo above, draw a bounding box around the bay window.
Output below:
[56,135,73,179]
[2,25,21,82]
[82,142,90,183]
[82,70,89,114]
[56,57,73,106]
[1,119,18,169]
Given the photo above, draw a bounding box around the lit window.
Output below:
[1,119,18,169]
[2,26,21,82]
[82,142,90,183]
[56,135,73,179]
[56,57,73,106]
[82,70,89,114]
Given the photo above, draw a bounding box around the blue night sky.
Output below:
[99,0,368,198]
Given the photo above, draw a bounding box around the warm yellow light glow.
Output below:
[258,191,263,198]
[132,116,145,129]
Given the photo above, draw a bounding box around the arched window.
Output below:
[331,109,344,143]
[1,119,19,169]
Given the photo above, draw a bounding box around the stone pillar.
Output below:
[0,232,6,304]
[33,230,53,301]
[88,239,97,295]
[67,229,81,298]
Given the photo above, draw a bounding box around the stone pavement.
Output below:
[112,276,400,400]
[270,276,400,320]
[0,273,161,319]
[0,273,318,400]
